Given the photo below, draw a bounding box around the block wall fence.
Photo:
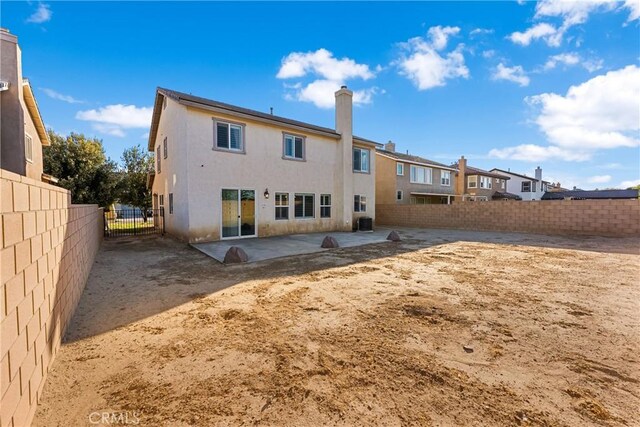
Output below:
[0,169,103,427]
[376,199,640,237]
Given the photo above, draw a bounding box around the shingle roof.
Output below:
[148,87,382,150]
[541,189,639,200]
[490,168,549,184]
[377,149,456,170]
[492,191,522,200]
[451,163,509,179]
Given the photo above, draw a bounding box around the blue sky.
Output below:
[3,1,639,189]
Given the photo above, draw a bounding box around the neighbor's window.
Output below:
[410,165,432,184]
[294,193,314,218]
[354,195,367,212]
[396,162,404,176]
[275,193,289,220]
[159,194,164,208]
[163,137,168,159]
[169,193,174,214]
[468,176,477,188]
[353,148,370,173]
[441,170,451,186]
[397,190,403,201]
[521,181,531,192]
[157,146,161,173]
[215,120,244,151]
[25,133,33,163]
[501,179,506,190]
[283,133,305,160]
[480,176,491,189]
[320,194,331,218]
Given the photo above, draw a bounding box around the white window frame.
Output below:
[480,176,492,189]
[468,176,477,188]
[396,162,404,176]
[441,170,451,186]
[501,179,506,190]
[275,192,289,220]
[354,195,367,212]
[25,133,33,163]
[156,146,161,173]
[213,119,245,153]
[353,148,370,173]
[294,193,315,219]
[320,194,331,218]
[159,194,164,209]
[396,190,403,201]
[521,181,531,192]
[283,133,305,161]
[410,165,432,184]
[163,137,168,159]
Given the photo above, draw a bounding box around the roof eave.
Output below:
[147,90,164,151]
[22,81,50,146]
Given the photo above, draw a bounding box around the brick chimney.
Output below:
[455,155,467,197]
[335,85,354,230]
[385,140,396,152]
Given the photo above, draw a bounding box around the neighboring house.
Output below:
[0,28,52,182]
[147,86,380,243]
[452,156,516,201]
[376,141,457,204]
[490,167,549,201]
[542,189,639,200]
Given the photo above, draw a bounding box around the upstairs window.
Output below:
[25,133,33,163]
[480,176,492,189]
[354,195,367,212]
[294,194,314,219]
[441,170,451,186]
[215,120,244,152]
[468,176,477,188]
[522,181,531,192]
[410,165,432,184]
[320,194,331,218]
[501,179,506,190]
[396,163,404,176]
[353,148,370,173]
[275,193,289,220]
[157,146,161,173]
[163,137,168,159]
[283,134,305,160]
[169,193,174,214]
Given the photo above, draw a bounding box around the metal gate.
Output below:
[104,208,165,237]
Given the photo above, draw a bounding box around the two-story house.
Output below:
[490,167,548,201]
[0,28,51,181]
[147,86,380,243]
[375,142,457,204]
[453,156,516,201]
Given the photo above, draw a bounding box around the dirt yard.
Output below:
[33,229,639,426]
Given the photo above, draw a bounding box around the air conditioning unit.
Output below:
[0,81,9,91]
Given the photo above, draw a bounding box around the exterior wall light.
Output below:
[264,189,269,199]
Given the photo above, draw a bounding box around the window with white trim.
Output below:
[468,176,477,188]
[353,148,370,173]
[215,120,244,151]
[441,170,451,186]
[25,133,33,163]
[159,194,164,209]
[521,181,531,192]
[163,137,168,159]
[283,134,305,160]
[354,195,367,212]
[275,193,289,220]
[410,165,432,184]
[501,179,506,190]
[169,193,174,214]
[396,163,404,176]
[320,194,331,218]
[396,190,403,201]
[294,194,314,218]
[156,146,161,173]
[480,176,492,189]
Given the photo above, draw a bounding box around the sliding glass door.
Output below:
[221,189,256,239]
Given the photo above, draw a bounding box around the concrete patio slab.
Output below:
[192,229,392,263]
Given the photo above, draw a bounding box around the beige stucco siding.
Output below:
[22,96,44,181]
[375,153,397,205]
[184,107,356,242]
[352,142,376,222]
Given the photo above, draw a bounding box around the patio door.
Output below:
[221,189,256,239]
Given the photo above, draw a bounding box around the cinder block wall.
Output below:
[0,169,103,427]
[376,199,640,237]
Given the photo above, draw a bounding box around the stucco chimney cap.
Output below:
[340,85,347,89]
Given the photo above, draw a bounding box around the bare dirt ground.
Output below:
[33,229,639,426]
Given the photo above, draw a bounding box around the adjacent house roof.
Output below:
[541,189,639,200]
[376,148,457,170]
[492,191,522,200]
[22,79,50,146]
[451,162,509,179]
[490,168,549,184]
[148,87,382,150]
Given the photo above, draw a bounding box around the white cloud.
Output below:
[542,53,603,72]
[396,26,469,90]
[76,104,152,137]
[40,88,84,104]
[489,65,640,162]
[599,162,623,170]
[276,48,378,109]
[470,28,494,37]
[26,3,52,24]
[481,50,496,59]
[625,0,640,21]
[508,23,558,47]
[620,179,640,188]
[587,174,612,184]
[492,63,530,86]
[582,58,604,72]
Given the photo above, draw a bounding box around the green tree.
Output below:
[43,131,119,207]
[118,145,154,220]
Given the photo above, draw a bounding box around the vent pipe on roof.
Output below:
[270,107,273,115]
